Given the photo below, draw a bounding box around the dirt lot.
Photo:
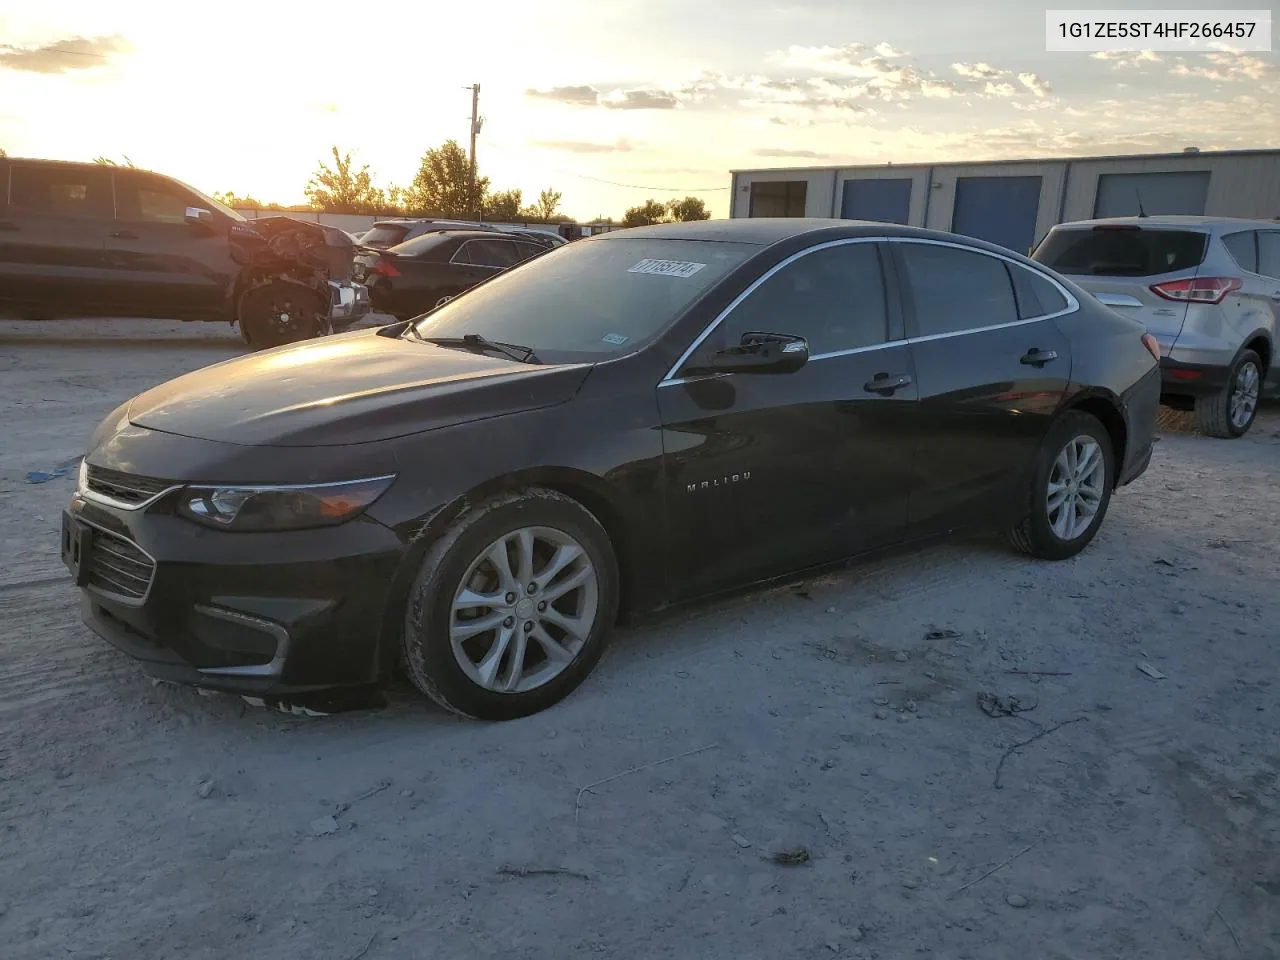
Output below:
[1,318,1278,960]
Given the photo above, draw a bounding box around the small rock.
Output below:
[894,651,910,663]
[821,759,836,770]
[400,789,414,798]
[1005,893,1029,908]
[847,928,865,942]
[826,606,837,614]
[197,780,214,799]
[924,671,936,680]
[902,878,920,889]
[897,714,911,723]
[873,708,890,721]
[905,699,918,713]
[826,941,841,953]
[365,887,378,898]
[675,671,690,679]
[310,815,339,836]
[731,833,752,849]
[873,697,890,706]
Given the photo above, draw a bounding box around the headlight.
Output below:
[77,458,89,494]
[178,475,395,532]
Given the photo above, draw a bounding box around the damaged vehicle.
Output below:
[0,156,369,345]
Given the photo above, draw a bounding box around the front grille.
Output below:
[86,530,156,602]
[86,466,172,506]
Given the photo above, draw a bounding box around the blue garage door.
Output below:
[841,178,912,224]
[1093,171,1210,217]
[951,176,1043,254]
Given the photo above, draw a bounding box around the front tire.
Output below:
[1007,411,1115,560]
[401,489,620,720]
[1195,349,1261,438]
[238,281,325,349]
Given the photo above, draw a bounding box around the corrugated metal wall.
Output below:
[732,152,1280,249]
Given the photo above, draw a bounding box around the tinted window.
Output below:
[1258,232,1280,281]
[1009,264,1069,319]
[10,164,109,218]
[388,232,451,258]
[413,238,754,361]
[514,241,545,261]
[900,243,1018,337]
[361,224,410,248]
[116,175,193,223]
[1034,227,1207,277]
[1221,231,1258,273]
[461,239,520,268]
[720,242,888,355]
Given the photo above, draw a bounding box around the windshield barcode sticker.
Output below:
[627,259,707,278]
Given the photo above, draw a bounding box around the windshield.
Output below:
[409,237,756,361]
[362,224,411,248]
[1034,227,1207,277]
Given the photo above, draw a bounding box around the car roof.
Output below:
[1051,215,1279,231]
[394,229,528,243]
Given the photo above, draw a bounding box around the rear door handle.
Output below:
[109,230,138,240]
[1021,348,1059,367]
[863,372,912,395]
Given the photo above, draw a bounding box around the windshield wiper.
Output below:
[416,332,540,364]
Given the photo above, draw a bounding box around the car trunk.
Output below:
[1032,224,1210,344]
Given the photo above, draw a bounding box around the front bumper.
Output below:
[64,492,404,695]
[327,280,371,330]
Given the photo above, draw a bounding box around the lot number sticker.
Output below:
[627,258,707,278]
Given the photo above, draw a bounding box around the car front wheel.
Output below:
[1195,348,1261,438]
[1007,411,1114,560]
[401,488,620,720]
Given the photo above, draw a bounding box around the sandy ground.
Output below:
[1,317,1278,960]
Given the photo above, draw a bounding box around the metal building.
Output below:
[729,148,1280,253]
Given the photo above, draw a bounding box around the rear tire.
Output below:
[1006,411,1115,561]
[401,488,620,721]
[238,281,325,349]
[1195,349,1261,438]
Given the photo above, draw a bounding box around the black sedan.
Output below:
[354,229,548,319]
[63,219,1161,721]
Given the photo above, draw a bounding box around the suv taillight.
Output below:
[369,256,400,278]
[1150,277,1241,304]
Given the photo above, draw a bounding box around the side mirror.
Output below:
[686,332,809,376]
[184,206,214,228]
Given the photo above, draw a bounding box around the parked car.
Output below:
[358,218,500,251]
[507,229,566,248]
[0,157,370,345]
[63,218,1160,720]
[1033,216,1278,437]
[354,229,550,319]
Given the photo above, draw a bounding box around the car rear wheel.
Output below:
[1195,349,1261,438]
[1007,411,1114,561]
[239,281,326,349]
[401,488,619,720]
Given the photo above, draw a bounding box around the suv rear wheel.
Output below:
[1196,348,1261,438]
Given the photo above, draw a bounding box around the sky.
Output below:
[0,1,1276,219]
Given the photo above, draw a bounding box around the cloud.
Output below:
[874,42,907,58]
[0,34,128,73]
[952,62,1005,81]
[1091,50,1161,68]
[532,138,634,153]
[600,88,680,109]
[1018,72,1052,97]
[1172,52,1272,82]
[984,81,1017,97]
[753,148,831,158]
[525,85,601,105]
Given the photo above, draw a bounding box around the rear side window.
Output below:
[1258,232,1280,281]
[1221,231,1258,273]
[388,232,450,257]
[10,164,110,218]
[361,225,409,248]
[1009,264,1069,319]
[514,241,545,261]
[899,243,1018,337]
[1033,227,1206,277]
[458,239,520,268]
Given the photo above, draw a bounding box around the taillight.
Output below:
[1150,277,1241,304]
[369,256,400,278]
[1141,333,1161,362]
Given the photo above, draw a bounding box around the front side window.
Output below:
[899,243,1018,337]
[117,175,194,223]
[10,164,109,218]
[717,242,889,356]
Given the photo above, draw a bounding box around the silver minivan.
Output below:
[1033,217,1278,437]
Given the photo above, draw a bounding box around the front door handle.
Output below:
[1021,348,1059,367]
[109,230,138,240]
[863,372,912,395]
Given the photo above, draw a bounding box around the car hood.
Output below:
[127,328,592,447]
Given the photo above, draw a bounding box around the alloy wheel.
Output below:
[1046,435,1105,541]
[449,526,599,693]
[1229,360,1260,431]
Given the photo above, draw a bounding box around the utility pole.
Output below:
[464,83,481,220]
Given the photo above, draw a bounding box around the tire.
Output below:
[238,281,324,349]
[1006,411,1115,561]
[237,321,254,347]
[401,488,620,721]
[1194,349,1261,438]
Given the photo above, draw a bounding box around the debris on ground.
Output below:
[196,780,215,799]
[310,816,340,837]
[1005,893,1029,908]
[925,629,962,642]
[332,780,392,817]
[994,718,1090,789]
[731,834,752,849]
[949,841,1039,897]
[497,865,591,881]
[574,743,719,824]
[977,692,1037,717]
[894,651,910,662]
[24,455,81,484]
[1137,662,1167,681]
[768,848,811,866]
[874,709,890,721]
[1005,670,1072,677]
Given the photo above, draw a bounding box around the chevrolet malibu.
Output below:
[63,219,1161,721]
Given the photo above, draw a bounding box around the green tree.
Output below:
[621,199,669,227]
[407,140,487,218]
[532,188,563,221]
[305,146,384,213]
[93,155,135,167]
[666,196,710,222]
[214,190,265,208]
[484,188,523,221]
